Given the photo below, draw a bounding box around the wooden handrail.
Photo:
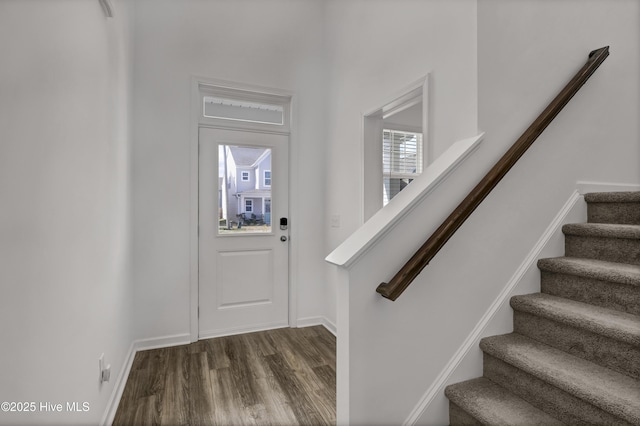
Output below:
[377,46,610,301]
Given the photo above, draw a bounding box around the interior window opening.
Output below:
[362,75,428,221]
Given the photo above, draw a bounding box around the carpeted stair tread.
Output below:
[479,333,640,424]
[586,191,640,225]
[562,223,640,239]
[445,378,563,426]
[510,293,640,346]
[446,192,640,424]
[585,191,640,203]
[537,256,640,287]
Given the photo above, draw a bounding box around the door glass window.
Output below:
[218,145,272,234]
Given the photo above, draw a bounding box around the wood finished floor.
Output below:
[113,326,336,425]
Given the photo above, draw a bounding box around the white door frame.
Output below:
[190,76,299,343]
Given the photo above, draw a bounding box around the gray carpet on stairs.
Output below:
[445,192,640,425]
[586,191,640,226]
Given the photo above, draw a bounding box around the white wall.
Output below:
[323,0,478,325]
[132,0,329,340]
[413,2,640,422]
[321,0,479,423]
[131,0,478,349]
[324,0,479,246]
[334,1,640,425]
[0,1,134,424]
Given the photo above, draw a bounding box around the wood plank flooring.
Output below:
[113,326,336,425]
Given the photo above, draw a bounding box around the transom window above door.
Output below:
[198,83,291,133]
[203,96,284,126]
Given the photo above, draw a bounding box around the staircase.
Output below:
[445,192,640,425]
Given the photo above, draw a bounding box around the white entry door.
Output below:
[199,127,289,338]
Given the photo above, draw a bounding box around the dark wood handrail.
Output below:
[377,46,610,301]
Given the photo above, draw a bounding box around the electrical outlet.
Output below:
[102,364,111,383]
[99,354,110,383]
[98,354,105,383]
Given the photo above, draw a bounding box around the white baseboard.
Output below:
[132,333,192,352]
[297,316,337,336]
[404,190,584,425]
[577,181,640,194]
[199,322,289,340]
[100,333,191,425]
[100,341,136,426]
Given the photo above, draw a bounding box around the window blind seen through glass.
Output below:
[382,129,423,205]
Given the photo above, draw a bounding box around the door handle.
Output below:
[280,236,288,242]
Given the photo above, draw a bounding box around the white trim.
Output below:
[100,341,135,426]
[287,93,300,328]
[403,190,584,425]
[199,322,289,340]
[361,76,424,120]
[190,78,201,343]
[381,89,422,119]
[132,333,193,352]
[297,316,337,336]
[100,333,191,425]
[576,181,640,194]
[336,267,350,426]
[383,123,422,134]
[191,76,299,342]
[197,122,292,136]
[327,133,484,268]
[423,73,432,167]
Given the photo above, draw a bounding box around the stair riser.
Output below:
[449,402,482,426]
[446,193,640,425]
[541,271,640,316]
[514,311,640,380]
[588,203,640,225]
[483,354,629,425]
[564,235,640,265]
